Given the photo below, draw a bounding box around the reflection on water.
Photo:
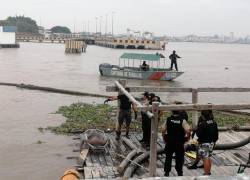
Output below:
[0,42,250,179]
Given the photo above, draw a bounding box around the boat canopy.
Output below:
[120,53,160,61]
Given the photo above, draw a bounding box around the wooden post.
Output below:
[149,102,159,177]
[192,88,198,129]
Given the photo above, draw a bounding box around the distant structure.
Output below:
[95,29,166,50]
[0,25,19,48]
[65,40,87,53]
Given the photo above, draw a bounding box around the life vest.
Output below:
[166,115,185,144]
[197,119,218,143]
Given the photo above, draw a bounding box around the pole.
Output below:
[112,12,114,37]
[87,21,89,34]
[149,102,159,177]
[105,14,108,35]
[105,14,108,46]
[192,88,198,129]
[95,17,98,34]
[99,16,102,35]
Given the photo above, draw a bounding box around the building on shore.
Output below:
[95,35,165,50]
[0,26,19,48]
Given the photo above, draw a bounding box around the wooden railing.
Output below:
[106,79,250,177]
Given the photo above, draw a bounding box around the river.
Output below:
[0,42,250,179]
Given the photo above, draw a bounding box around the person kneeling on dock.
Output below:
[188,110,218,175]
[162,110,191,177]
[104,87,137,140]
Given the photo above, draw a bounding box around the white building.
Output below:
[0,26,18,47]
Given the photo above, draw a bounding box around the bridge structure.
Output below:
[16,32,95,44]
[16,32,166,50]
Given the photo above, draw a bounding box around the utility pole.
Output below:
[95,17,97,33]
[82,22,84,33]
[112,11,115,37]
[99,16,102,35]
[87,21,89,35]
[105,14,108,36]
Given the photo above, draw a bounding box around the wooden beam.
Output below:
[107,86,250,93]
[117,149,137,174]
[158,104,250,111]
[115,81,143,107]
[192,88,198,129]
[107,86,193,92]
[198,88,250,92]
[149,102,159,177]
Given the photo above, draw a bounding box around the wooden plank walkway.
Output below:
[79,131,250,179]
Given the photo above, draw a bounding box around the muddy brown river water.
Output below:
[0,42,250,179]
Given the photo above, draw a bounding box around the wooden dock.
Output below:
[76,131,250,179]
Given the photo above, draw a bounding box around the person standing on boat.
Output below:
[104,87,137,140]
[162,110,191,176]
[169,50,181,71]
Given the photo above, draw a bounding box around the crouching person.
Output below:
[162,110,191,176]
[196,110,218,175]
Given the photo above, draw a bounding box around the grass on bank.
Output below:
[47,102,250,135]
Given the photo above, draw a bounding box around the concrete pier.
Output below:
[65,40,87,53]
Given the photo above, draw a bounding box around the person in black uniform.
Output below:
[141,93,162,148]
[192,110,218,175]
[140,91,150,144]
[169,50,181,71]
[162,110,191,176]
[104,87,137,140]
[175,101,188,122]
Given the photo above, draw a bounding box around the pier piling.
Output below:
[65,40,87,53]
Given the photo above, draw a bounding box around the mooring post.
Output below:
[149,101,159,177]
[192,88,198,129]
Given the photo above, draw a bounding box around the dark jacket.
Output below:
[166,115,185,144]
[196,116,218,143]
[169,53,180,61]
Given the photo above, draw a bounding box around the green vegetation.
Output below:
[5,16,39,33]
[48,103,115,135]
[51,26,71,34]
[48,102,250,135]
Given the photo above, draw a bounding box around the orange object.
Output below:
[60,169,80,180]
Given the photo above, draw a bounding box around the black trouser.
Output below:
[141,112,151,144]
[164,142,184,176]
[170,60,178,71]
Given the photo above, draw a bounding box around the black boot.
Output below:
[164,172,169,177]
[115,131,121,140]
[139,138,145,143]
[177,172,183,176]
[125,131,130,139]
[187,163,198,169]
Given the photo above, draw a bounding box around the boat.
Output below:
[99,53,184,81]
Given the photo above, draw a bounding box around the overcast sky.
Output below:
[1,0,250,37]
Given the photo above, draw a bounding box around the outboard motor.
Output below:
[99,63,112,76]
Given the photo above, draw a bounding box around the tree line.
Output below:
[2,16,71,34]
